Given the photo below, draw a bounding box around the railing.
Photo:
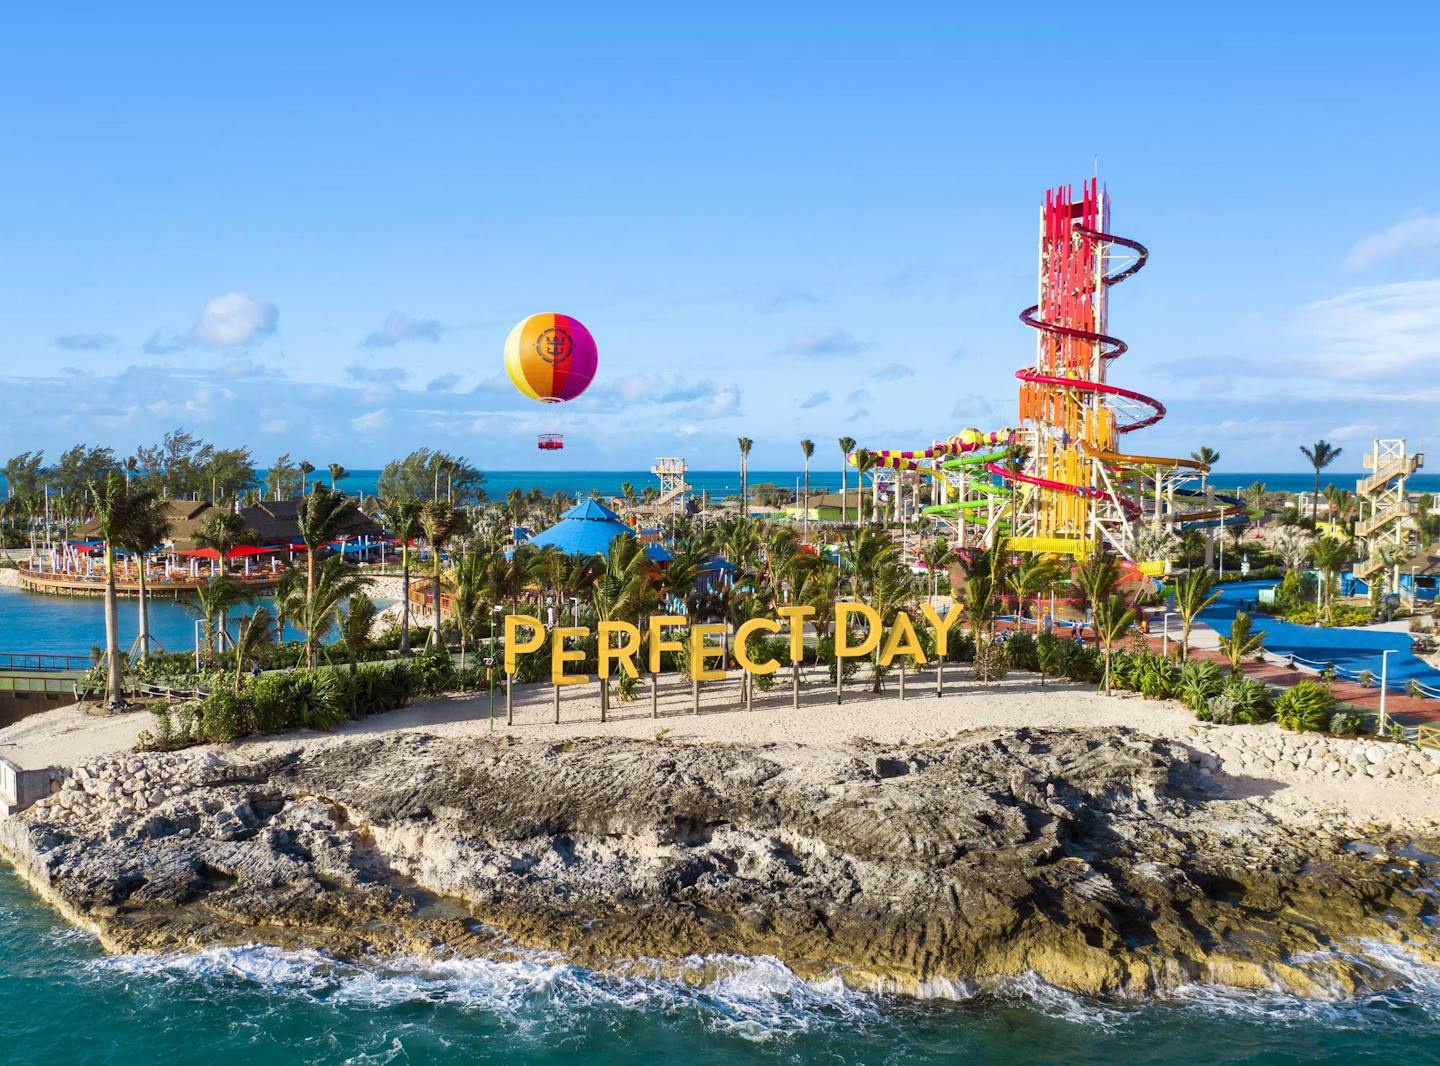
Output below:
[1357,456,1421,495]
[0,652,92,672]
[1356,500,1413,538]
[1419,724,1440,752]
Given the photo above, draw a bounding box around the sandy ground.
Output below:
[5,662,1436,830]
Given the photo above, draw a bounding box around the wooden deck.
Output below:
[16,566,280,599]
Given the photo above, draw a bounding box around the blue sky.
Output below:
[2,3,1438,472]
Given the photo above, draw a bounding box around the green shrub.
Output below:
[1276,679,1335,732]
[197,688,248,743]
[1133,653,1179,700]
[288,670,346,731]
[1036,632,1067,682]
[1061,642,1101,684]
[1005,631,1038,671]
[1329,711,1366,736]
[1178,660,1224,713]
[815,637,863,681]
[247,672,299,732]
[1224,673,1273,724]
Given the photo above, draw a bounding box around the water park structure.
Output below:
[1355,438,1425,591]
[854,179,1247,573]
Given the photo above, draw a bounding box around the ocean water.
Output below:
[3,868,1439,1065]
[329,469,1440,502]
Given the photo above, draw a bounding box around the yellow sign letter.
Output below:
[835,602,881,659]
[504,614,544,675]
[879,610,928,667]
[734,617,781,674]
[598,620,642,679]
[646,614,688,674]
[551,626,591,686]
[920,603,961,658]
[689,623,728,681]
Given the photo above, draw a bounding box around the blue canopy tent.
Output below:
[524,499,669,562]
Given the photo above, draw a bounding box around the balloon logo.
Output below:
[505,312,597,403]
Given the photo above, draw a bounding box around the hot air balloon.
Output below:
[504,312,597,451]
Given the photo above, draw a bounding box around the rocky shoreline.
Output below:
[2,727,1438,999]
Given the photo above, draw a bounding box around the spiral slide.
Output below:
[1170,487,1249,531]
[996,181,1197,555]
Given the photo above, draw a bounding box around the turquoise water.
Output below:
[0,584,278,658]
[3,869,1439,1064]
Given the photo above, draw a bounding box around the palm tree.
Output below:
[194,511,255,577]
[921,536,954,598]
[1093,594,1136,694]
[327,463,349,490]
[1009,555,1066,632]
[337,594,377,678]
[799,439,815,541]
[1071,552,1121,642]
[1310,536,1348,620]
[298,485,359,606]
[450,549,489,669]
[1173,569,1219,660]
[91,473,142,707]
[1299,440,1342,527]
[271,565,306,646]
[869,560,919,691]
[737,437,753,515]
[232,606,276,694]
[1243,481,1268,520]
[419,500,461,645]
[114,488,169,662]
[380,497,424,653]
[1190,446,1219,490]
[590,535,659,718]
[838,436,856,526]
[300,555,374,667]
[1219,611,1265,674]
[189,575,245,659]
[299,460,316,497]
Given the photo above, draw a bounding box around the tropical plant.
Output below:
[1173,569,1219,660]
[299,555,374,667]
[298,485,359,606]
[230,606,276,694]
[1072,551,1122,642]
[327,463,349,489]
[188,575,246,659]
[113,484,170,662]
[1222,673,1273,724]
[379,496,424,653]
[1093,593,1136,694]
[1009,556,1066,631]
[1310,536,1348,620]
[1218,611,1265,674]
[799,438,815,541]
[194,511,256,576]
[1299,440,1342,527]
[1266,526,1316,573]
[737,437,753,514]
[1177,659,1225,713]
[92,472,150,707]
[1275,679,1335,732]
[337,594,377,679]
[838,436,856,525]
[418,499,461,644]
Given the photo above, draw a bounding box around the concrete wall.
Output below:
[0,756,62,817]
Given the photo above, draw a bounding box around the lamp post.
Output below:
[1379,648,1393,737]
[1161,611,1176,657]
[487,604,503,733]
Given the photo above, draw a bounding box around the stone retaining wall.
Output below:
[1186,723,1440,785]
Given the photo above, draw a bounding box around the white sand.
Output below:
[4,665,1436,830]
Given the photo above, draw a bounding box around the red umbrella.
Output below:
[226,545,280,558]
[181,548,222,560]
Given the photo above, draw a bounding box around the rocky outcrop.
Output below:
[3,728,1438,998]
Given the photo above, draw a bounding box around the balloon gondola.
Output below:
[537,433,565,451]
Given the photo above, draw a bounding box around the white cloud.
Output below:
[678,383,741,421]
[798,390,830,409]
[1298,280,1440,381]
[361,312,442,348]
[1343,214,1440,271]
[950,393,994,420]
[870,362,915,381]
[350,408,389,433]
[781,328,867,357]
[347,364,409,384]
[191,293,278,347]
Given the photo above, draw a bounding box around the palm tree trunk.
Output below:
[432,559,443,645]
[802,459,810,542]
[400,546,412,654]
[104,544,122,707]
[1312,470,1320,528]
[137,561,151,662]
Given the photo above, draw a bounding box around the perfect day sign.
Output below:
[504,603,963,685]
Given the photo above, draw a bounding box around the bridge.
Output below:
[0,653,89,727]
